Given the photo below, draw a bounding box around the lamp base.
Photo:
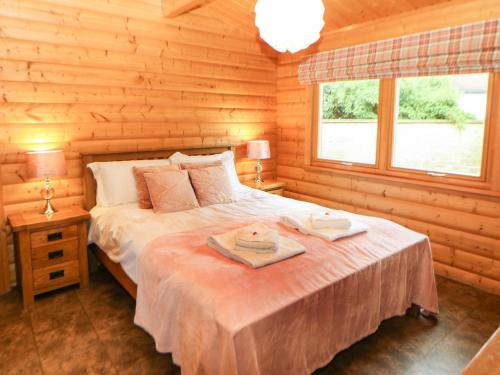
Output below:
[42,199,57,218]
[40,177,56,218]
[255,160,264,185]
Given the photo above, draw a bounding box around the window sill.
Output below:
[303,164,500,199]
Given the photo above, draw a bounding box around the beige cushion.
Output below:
[188,165,234,207]
[169,150,241,191]
[133,164,180,209]
[144,170,200,213]
[180,160,223,170]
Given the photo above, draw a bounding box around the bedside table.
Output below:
[8,207,90,307]
[244,180,287,196]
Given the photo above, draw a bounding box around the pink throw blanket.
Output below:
[135,214,438,375]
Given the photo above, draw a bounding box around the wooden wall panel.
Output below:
[0,171,9,293]
[0,0,277,288]
[276,0,500,296]
[3,0,498,296]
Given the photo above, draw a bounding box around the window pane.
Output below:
[392,73,488,177]
[317,80,379,165]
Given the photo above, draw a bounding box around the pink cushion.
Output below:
[133,164,180,209]
[188,165,234,207]
[180,160,223,170]
[144,170,200,213]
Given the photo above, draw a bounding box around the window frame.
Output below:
[308,73,499,192]
[311,80,385,172]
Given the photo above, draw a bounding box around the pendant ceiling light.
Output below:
[255,0,325,53]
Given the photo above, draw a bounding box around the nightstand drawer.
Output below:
[33,261,80,292]
[30,225,78,248]
[31,239,79,269]
[268,189,284,196]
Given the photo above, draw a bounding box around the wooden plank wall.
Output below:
[277,0,500,295]
[0,0,277,288]
[2,0,498,295]
[0,171,8,293]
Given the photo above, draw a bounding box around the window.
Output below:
[391,73,489,177]
[316,80,379,165]
[310,73,497,190]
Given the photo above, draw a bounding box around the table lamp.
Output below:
[26,150,67,217]
[247,140,270,185]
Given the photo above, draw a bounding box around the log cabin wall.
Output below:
[0,0,277,289]
[277,0,500,296]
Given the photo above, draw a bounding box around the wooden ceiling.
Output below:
[321,0,453,30]
[195,0,453,34]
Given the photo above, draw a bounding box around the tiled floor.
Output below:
[1,270,499,375]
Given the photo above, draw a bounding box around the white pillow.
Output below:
[88,159,171,207]
[169,150,241,191]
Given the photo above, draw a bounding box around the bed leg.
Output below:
[406,303,421,318]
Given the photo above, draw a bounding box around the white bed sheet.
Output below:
[89,186,314,283]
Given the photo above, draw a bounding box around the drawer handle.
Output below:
[48,250,64,260]
[49,270,65,280]
[47,232,63,242]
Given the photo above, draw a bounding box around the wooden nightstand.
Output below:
[8,207,90,307]
[244,180,287,196]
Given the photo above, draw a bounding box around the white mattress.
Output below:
[89,186,314,283]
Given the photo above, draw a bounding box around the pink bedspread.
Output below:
[134,214,438,375]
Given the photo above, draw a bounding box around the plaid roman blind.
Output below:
[298,19,500,85]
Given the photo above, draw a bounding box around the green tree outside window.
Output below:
[321,77,475,126]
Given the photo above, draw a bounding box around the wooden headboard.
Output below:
[82,145,237,211]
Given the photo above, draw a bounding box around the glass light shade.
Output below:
[255,0,325,53]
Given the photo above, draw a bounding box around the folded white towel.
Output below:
[310,212,352,230]
[208,227,306,268]
[281,211,367,242]
[234,244,276,254]
[235,223,279,251]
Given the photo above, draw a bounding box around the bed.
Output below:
[82,146,237,298]
[83,145,439,375]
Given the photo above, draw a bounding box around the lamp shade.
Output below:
[26,150,67,179]
[247,140,271,160]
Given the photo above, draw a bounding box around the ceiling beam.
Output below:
[162,0,216,17]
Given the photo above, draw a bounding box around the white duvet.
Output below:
[89,186,317,283]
